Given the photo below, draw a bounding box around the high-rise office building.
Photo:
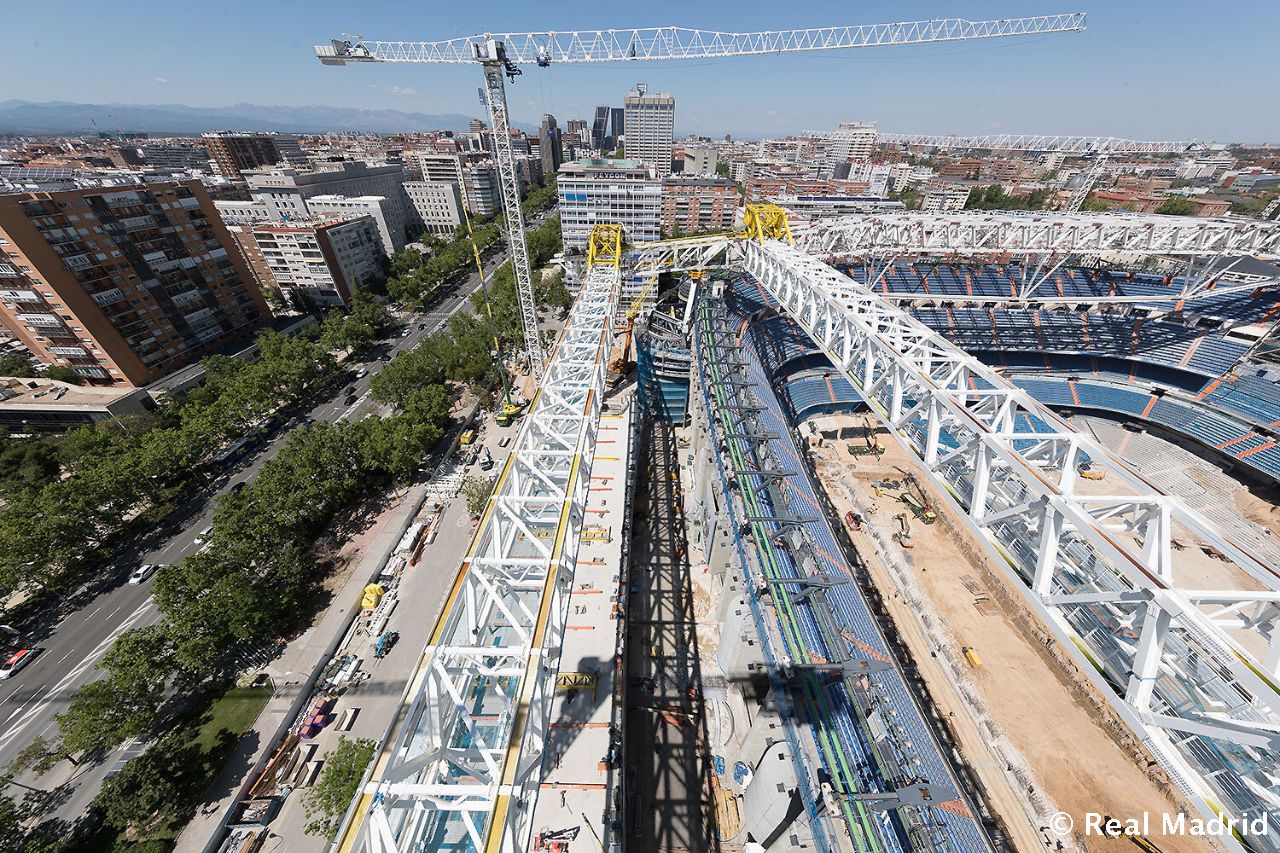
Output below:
[623,84,675,177]
[403,181,464,237]
[557,159,661,249]
[566,119,588,145]
[610,108,625,145]
[201,132,284,179]
[592,107,610,149]
[0,181,269,386]
[539,114,562,185]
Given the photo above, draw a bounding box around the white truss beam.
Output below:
[802,212,1280,259]
[738,238,1280,846]
[344,263,619,853]
[878,134,1196,155]
[316,15,1085,65]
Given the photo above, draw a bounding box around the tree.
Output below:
[0,354,37,378]
[1156,196,1196,216]
[540,268,572,314]
[57,678,162,755]
[96,732,202,832]
[303,737,375,838]
[1080,195,1110,212]
[463,476,494,517]
[715,162,730,179]
[43,367,83,385]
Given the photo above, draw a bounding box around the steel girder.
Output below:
[350,263,619,853]
[315,15,1085,66]
[738,239,1280,845]
[629,234,733,275]
[801,212,1280,259]
[876,134,1196,154]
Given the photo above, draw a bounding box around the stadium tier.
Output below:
[725,265,1280,484]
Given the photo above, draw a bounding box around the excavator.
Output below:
[607,273,699,385]
[900,474,938,524]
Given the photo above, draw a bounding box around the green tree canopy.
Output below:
[303,737,376,838]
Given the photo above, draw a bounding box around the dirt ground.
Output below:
[806,414,1218,853]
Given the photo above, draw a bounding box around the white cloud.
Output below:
[386,86,417,96]
[154,76,169,84]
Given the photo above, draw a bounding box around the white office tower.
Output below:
[822,122,877,178]
[623,83,676,177]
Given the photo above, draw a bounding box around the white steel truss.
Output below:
[877,133,1196,155]
[347,263,619,853]
[802,212,1280,259]
[478,48,545,381]
[629,235,732,275]
[315,15,1085,66]
[738,238,1280,849]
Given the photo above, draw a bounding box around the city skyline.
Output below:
[3,1,1279,142]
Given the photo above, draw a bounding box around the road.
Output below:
[0,242,512,805]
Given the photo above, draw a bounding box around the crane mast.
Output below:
[475,38,545,379]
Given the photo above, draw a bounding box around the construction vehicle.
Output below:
[1078,463,1105,481]
[900,475,938,524]
[893,513,914,549]
[494,398,526,427]
[961,645,983,668]
[844,510,862,532]
[608,277,658,385]
[847,417,886,456]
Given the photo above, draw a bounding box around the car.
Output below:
[417,323,427,331]
[344,385,356,395]
[355,368,368,379]
[401,328,412,337]
[195,525,213,544]
[0,648,41,679]
[230,481,247,494]
[128,563,160,585]
[344,394,358,406]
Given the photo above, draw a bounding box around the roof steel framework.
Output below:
[801,212,1280,259]
[342,256,621,853]
[735,235,1280,849]
[876,134,1195,154]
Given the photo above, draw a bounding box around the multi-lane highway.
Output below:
[0,241,514,793]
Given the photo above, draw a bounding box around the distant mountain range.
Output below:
[0,100,540,135]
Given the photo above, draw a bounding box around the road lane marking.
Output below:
[0,600,155,749]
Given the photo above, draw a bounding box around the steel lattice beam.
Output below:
[877,133,1196,154]
[802,212,1280,259]
[344,262,619,853]
[737,238,1280,848]
[315,15,1085,66]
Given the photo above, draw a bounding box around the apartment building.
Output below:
[141,142,211,171]
[464,166,503,218]
[0,181,269,386]
[682,146,718,176]
[822,122,877,177]
[230,216,383,311]
[623,84,676,177]
[238,161,409,253]
[661,176,737,236]
[406,152,466,188]
[307,194,404,254]
[557,159,661,249]
[922,185,972,212]
[403,181,464,237]
[202,132,284,179]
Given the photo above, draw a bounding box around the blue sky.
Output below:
[5,1,1277,142]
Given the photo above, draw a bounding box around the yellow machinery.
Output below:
[608,278,659,381]
[587,222,624,271]
[742,203,795,245]
[893,513,914,549]
[1078,463,1105,481]
[901,474,938,523]
[962,646,983,668]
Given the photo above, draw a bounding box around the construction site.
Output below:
[290,14,1280,853]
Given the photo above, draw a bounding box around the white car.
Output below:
[129,564,160,585]
[0,648,41,679]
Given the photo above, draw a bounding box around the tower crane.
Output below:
[316,14,1086,382]
[310,15,1090,853]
